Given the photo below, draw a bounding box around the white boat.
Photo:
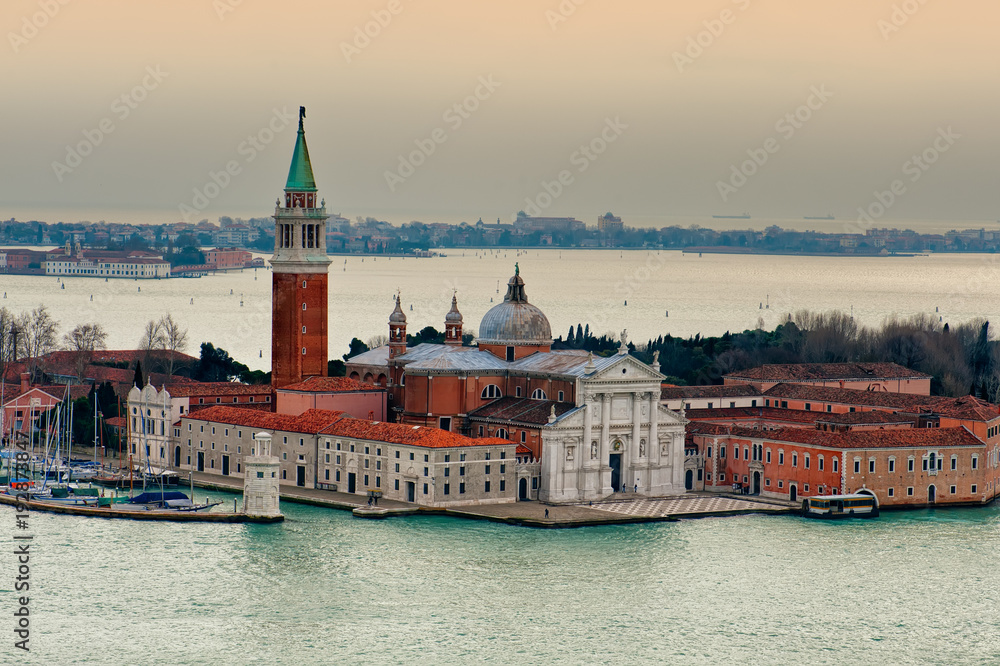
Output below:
[802,493,879,519]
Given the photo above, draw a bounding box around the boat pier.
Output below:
[185,471,795,528]
[0,492,283,523]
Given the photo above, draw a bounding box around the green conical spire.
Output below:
[285,106,317,192]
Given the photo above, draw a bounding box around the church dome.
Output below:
[478,267,552,346]
[445,294,463,324]
[389,294,407,324]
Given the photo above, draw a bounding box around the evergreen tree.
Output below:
[583,324,589,339]
[133,360,144,388]
[577,324,584,341]
[567,325,575,343]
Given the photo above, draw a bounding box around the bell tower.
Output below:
[270,107,332,389]
[444,292,463,345]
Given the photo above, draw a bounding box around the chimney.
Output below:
[20,372,30,392]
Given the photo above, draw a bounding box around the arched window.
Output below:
[531,388,547,400]
[495,428,509,439]
[481,384,502,399]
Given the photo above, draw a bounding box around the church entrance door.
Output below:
[407,481,415,502]
[348,472,356,494]
[518,478,528,500]
[609,453,622,491]
[685,470,693,490]
[752,472,761,495]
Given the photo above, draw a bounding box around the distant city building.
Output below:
[205,248,253,270]
[598,212,623,233]
[43,241,170,278]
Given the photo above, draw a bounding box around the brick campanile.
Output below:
[270,107,332,389]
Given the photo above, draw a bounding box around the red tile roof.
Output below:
[165,382,272,397]
[764,384,1000,422]
[661,384,760,400]
[685,407,819,425]
[278,376,381,393]
[183,406,511,450]
[716,425,981,450]
[816,411,915,425]
[726,362,930,382]
[320,419,511,449]
[469,397,575,426]
[182,406,346,434]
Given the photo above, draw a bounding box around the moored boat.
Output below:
[802,493,879,519]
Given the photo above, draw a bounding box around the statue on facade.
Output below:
[591,440,598,459]
[639,439,646,457]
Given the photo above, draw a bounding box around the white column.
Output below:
[583,393,594,466]
[649,393,659,454]
[632,392,643,459]
[600,393,611,462]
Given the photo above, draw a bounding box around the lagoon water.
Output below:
[6,249,1000,662]
[12,492,1000,664]
[3,249,1000,369]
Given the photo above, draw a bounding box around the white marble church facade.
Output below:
[539,352,688,503]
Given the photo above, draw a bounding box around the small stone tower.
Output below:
[444,293,463,345]
[243,431,281,518]
[389,294,407,360]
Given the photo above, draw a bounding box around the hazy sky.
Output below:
[1,0,997,227]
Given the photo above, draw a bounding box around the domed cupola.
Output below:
[444,292,463,345]
[389,293,407,359]
[478,264,552,361]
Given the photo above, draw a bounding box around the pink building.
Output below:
[275,376,386,421]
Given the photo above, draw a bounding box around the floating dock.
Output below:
[0,493,283,523]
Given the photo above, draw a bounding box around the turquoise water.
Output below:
[7,493,1000,664]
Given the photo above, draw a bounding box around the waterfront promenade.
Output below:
[185,470,795,527]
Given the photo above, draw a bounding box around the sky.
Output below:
[1,0,998,227]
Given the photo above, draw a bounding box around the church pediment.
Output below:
[584,354,664,384]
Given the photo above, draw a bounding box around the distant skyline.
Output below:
[2,1,997,228]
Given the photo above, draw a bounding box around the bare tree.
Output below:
[138,318,166,377]
[0,307,16,383]
[16,305,58,379]
[366,334,389,349]
[159,313,188,376]
[63,323,108,380]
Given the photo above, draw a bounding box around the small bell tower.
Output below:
[389,293,407,360]
[444,292,463,345]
